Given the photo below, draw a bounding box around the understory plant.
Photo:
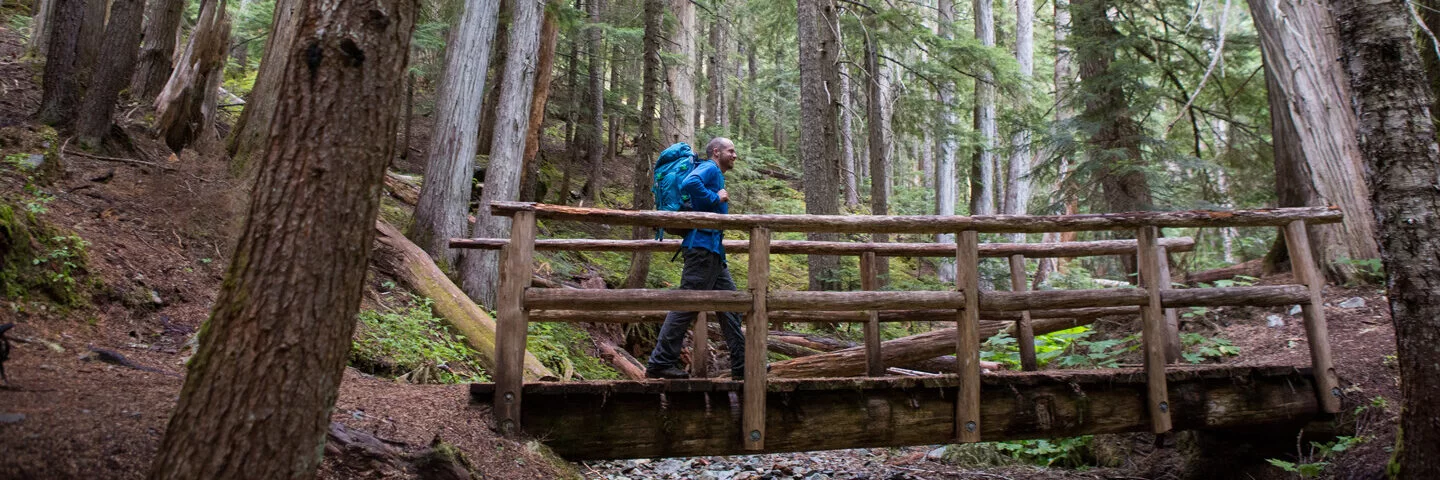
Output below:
[351,293,489,383]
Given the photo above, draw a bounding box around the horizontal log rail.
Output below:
[489,201,1341,234]
[528,305,1140,324]
[450,236,1197,258]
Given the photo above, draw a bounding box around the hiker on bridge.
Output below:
[645,137,747,380]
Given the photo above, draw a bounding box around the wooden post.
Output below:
[1136,226,1173,433]
[1008,254,1037,371]
[1282,221,1341,413]
[1156,246,1182,363]
[494,210,537,435]
[860,251,884,376]
[690,312,709,378]
[744,226,771,450]
[955,231,981,443]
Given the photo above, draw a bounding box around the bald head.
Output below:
[705,137,734,158]
[705,137,738,172]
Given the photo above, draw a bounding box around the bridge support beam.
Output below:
[470,366,1324,460]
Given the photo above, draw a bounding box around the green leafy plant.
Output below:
[352,294,489,383]
[1180,333,1240,363]
[991,436,1094,468]
[1267,436,1366,478]
[982,326,1139,370]
[527,322,621,381]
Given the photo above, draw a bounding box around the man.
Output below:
[645,137,746,380]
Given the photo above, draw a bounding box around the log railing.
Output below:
[456,202,1344,448]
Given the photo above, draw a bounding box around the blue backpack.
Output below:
[652,143,699,240]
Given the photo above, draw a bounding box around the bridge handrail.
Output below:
[451,236,1196,258]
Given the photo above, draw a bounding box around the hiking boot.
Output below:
[645,366,690,379]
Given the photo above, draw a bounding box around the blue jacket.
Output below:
[681,160,727,255]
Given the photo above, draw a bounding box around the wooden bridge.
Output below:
[457,202,1342,460]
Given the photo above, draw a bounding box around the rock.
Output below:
[1339,297,1366,309]
[149,290,164,305]
[1288,305,1303,315]
[803,473,831,480]
[653,459,686,476]
[1266,315,1285,328]
[926,447,947,461]
[21,153,44,168]
[0,413,25,424]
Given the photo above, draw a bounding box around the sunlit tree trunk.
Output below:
[461,0,543,308]
[74,0,143,147]
[1034,0,1073,287]
[936,0,959,283]
[408,0,500,268]
[1331,0,1440,476]
[147,1,415,478]
[584,0,607,204]
[130,0,186,101]
[865,27,892,285]
[799,0,842,292]
[520,5,559,203]
[707,0,729,130]
[1002,0,1034,221]
[154,0,231,153]
[661,0,696,145]
[623,0,664,289]
[26,0,55,58]
[841,64,859,209]
[971,0,998,216]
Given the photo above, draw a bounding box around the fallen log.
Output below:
[594,339,646,381]
[1184,258,1264,285]
[771,332,856,352]
[767,316,1097,378]
[372,220,556,381]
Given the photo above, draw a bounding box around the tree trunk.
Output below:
[623,0,664,290]
[747,44,758,140]
[153,0,230,154]
[1002,0,1034,220]
[74,0,143,147]
[841,64,859,209]
[707,0,728,131]
[865,28,891,286]
[75,0,107,79]
[556,30,580,205]
[660,0,696,145]
[476,0,510,157]
[584,0,606,204]
[798,0,842,293]
[971,0,998,217]
[226,0,301,168]
[146,1,416,477]
[520,5,559,203]
[461,0,543,309]
[35,0,83,126]
[409,0,500,269]
[935,0,959,284]
[1418,0,1440,126]
[1331,0,1440,475]
[1250,0,1381,284]
[26,0,55,58]
[131,0,186,102]
[399,72,415,160]
[1035,0,1074,288]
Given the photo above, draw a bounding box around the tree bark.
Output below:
[226,0,302,168]
[153,0,231,154]
[798,0,843,293]
[584,0,606,204]
[865,27,892,286]
[75,0,107,79]
[841,64,859,209]
[935,0,959,284]
[1249,0,1381,284]
[131,0,186,102]
[1035,0,1074,288]
[520,5,559,203]
[660,0,696,145]
[476,0,510,157]
[461,0,543,309]
[1418,0,1440,126]
[1331,0,1440,475]
[409,0,500,269]
[622,0,664,289]
[35,0,83,126]
[707,0,728,131]
[74,0,144,147]
[146,1,417,477]
[1002,0,1034,220]
[26,0,56,59]
[971,0,998,217]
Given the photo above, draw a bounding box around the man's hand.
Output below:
[717,189,729,203]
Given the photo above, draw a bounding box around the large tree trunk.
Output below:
[75,0,106,79]
[74,0,143,147]
[460,0,543,309]
[519,5,559,203]
[971,0,998,217]
[865,28,892,286]
[146,1,416,477]
[584,0,606,204]
[1035,0,1073,288]
[622,0,664,290]
[153,0,230,154]
[798,0,842,293]
[556,32,581,205]
[935,0,959,284]
[26,0,56,58]
[840,64,859,209]
[1002,0,1034,219]
[409,0,500,269]
[1418,0,1440,125]
[1249,0,1381,284]
[660,0,696,145]
[706,0,729,131]
[225,0,301,168]
[35,0,83,126]
[130,0,186,102]
[1331,0,1440,475]
[476,0,510,157]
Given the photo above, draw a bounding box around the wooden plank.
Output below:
[956,231,982,443]
[1136,226,1174,433]
[529,306,1138,324]
[1283,221,1342,413]
[1157,246,1182,363]
[691,312,709,378]
[494,210,537,435]
[485,366,1322,459]
[525,289,753,311]
[860,251,883,377]
[744,227,771,450]
[769,291,964,310]
[451,237,1201,258]
[488,202,1343,234]
[1160,285,1309,307]
[1009,254,1038,371]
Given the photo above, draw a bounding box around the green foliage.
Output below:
[1180,332,1240,363]
[352,294,489,383]
[982,326,1139,370]
[1334,257,1385,285]
[1267,436,1366,478]
[526,322,620,381]
[991,436,1095,468]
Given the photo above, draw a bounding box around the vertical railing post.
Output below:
[690,312,709,378]
[744,226,771,450]
[955,230,982,443]
[1282,221,1341,413]
[1156,246,1182,363]
[1136,226,1174,433]
[1007,254,1037,371]
[860,251,884,376]
[494,210,537,435]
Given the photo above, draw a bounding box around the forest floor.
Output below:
[0,21,1399,480]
